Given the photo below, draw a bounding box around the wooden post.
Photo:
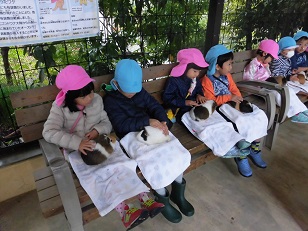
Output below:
[204,0,225,54]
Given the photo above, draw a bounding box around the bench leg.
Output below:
[53,163,84,231]
[263,122,279,150]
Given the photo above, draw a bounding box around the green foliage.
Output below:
[224,0,308,51]
[99,0,210,66]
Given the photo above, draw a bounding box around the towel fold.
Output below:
[219,104,268,142]
[68,141,149,216]
[120,132,191,190]
[287,81,308,94]
[181,111,243,157]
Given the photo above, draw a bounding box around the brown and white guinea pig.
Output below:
[136,126,170,145]
[265,76,287,86]
[189,100,217,121]
[227,100,253,113]
[81,134,116,165]
[297,73,306,84]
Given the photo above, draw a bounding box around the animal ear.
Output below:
[140,129,148,141]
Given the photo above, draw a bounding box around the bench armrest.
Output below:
[39,139,84,231]
[236,83,276,130]
[238,80,290,123]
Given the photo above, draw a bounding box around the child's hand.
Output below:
[196,95,207,104]
[185,100,199,107]
[290,75,299,82]
[85,129,99,140]
[79,139,95,155]
[149,119,169,135]
[231,95,243,103]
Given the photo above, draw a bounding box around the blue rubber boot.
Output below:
[234,157,252,177]
[248,149,267,168]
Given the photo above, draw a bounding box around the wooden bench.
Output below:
[10,51,278,231]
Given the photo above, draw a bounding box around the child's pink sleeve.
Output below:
[243,62,256,81]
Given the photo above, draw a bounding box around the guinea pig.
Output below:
[189,100,217,121]
[136,126,170,145]
[265,76,287,86]
[227,100,253,113]
[297,73,306,84]
[81,134,116,165]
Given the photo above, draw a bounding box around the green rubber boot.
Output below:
[170,179,195,217]
[153,189,182,223]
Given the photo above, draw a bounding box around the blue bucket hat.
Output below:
[278,36,298,53]
[110,59,142,93]
[293,31,308,41]
[205,45,232,76]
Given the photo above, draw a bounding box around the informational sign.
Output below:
[0,0,100,47]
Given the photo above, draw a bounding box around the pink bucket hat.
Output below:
[258,39,279,59]
[170,48,209,77]
[55,65,95,106]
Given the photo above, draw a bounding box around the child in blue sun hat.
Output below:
[291,30,308,73]
[202,44,269,178]
[104,59,195,225]
[270,36,299,81]
[270,36,308,123]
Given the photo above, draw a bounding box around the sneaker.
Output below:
[302,109,308,117]
[248,149,267,168]
[234,157,252,177]
[291,112,308,124]
[141,198,165,218]
[122,205,149,230]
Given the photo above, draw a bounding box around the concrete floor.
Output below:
[0,119,307,231]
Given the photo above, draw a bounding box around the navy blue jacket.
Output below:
[104,88,172,139]
[290,51,308,69]
[162,76,204,119]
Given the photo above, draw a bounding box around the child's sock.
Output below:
[115,202,128,218]
[251,141,261,152]
[138,192,150,202]
[155,188,167,196]
[174,173,183,184]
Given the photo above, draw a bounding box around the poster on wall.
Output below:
[0,0,100,47]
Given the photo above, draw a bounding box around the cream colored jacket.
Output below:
[43,93,112,151]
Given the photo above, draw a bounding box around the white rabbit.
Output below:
[136,126,170,145]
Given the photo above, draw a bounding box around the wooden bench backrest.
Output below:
[10,64,176,143]
[10,51,255,143]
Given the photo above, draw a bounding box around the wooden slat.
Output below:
[10,85,59,109]
[82,206,100,224]
[20,122,44,142]
[15,102,52,126]
[142,63,176,80]
[232,61,248,74]
[35,175,56,192]
[232,72,244,83]
[233,50,255,62]
[33,166,53,181]
[40,195,64,218]
[143,77,168,94]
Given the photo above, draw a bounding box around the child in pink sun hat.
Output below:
[243,39,279,81]
[43,65,164,230]
[163,48,209,121]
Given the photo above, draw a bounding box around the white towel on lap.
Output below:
[287,81,308,94]
[219,104,268,142]
[120,132,191,190]
[68,141,149,216]
[181,111,243,157]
